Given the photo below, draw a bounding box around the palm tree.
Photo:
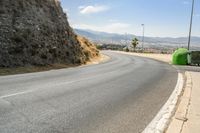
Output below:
[131,38,139,52]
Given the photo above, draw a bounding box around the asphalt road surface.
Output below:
[0,51,178,133]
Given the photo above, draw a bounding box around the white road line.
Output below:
[0,77,99,99]
[142,72,184,133]
[0,69,123,99]
[0,90,34,99]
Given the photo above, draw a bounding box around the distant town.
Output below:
[75,29,200,54]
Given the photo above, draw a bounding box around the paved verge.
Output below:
[166,71,200,133]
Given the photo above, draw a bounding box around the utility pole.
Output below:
[187,0,195,50]
[141,24,145,52]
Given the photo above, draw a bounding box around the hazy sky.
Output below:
[61,0,200,37]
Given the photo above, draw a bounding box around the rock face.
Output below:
[0,0,99,67]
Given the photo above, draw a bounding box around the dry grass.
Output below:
[85,54,110,65]
[0,54,109,76]
[77,36,99,60]
[0,36,101,76]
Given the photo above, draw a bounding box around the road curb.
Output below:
[142,73,184,133]
[166,72,192,133]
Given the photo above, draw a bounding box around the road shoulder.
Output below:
[85,53,110,65]
[166,71,200,133]
[0,53,110,76]
[142,73,184,133]
[112,51,172,64]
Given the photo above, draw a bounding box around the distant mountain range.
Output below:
[74,29,200,47]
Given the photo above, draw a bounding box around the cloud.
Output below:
[79,5,109,15]
[108,19,118,22]
[104,23,131,32]
[72,23,131,33]
[63,8,68,13]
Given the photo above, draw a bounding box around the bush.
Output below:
[125,47,129,52]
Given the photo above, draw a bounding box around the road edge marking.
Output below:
[166,71,192,133]
[142,72,184,133]
[0,90,34,99]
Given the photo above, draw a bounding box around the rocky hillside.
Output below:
[0,0,99,67]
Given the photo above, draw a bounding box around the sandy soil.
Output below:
[113,51,172,64]
[85,54,110,65]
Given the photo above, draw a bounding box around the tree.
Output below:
[131,38,139,52]
[125,47,129,52]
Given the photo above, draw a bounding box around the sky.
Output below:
[60,0,200,37]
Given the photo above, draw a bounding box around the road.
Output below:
[0,51,178,133]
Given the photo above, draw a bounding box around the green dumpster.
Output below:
[172,48,189,65]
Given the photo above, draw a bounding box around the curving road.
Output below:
[0,51,178,133]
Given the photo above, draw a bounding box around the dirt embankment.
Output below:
[0,0,99,68]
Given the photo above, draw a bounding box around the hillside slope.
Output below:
[0,0,99,67]
[75,29,200,47]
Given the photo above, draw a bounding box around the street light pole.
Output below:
[187,0,195,51]
[141,24,145,52]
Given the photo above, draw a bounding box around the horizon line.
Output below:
[74,28,200,39]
